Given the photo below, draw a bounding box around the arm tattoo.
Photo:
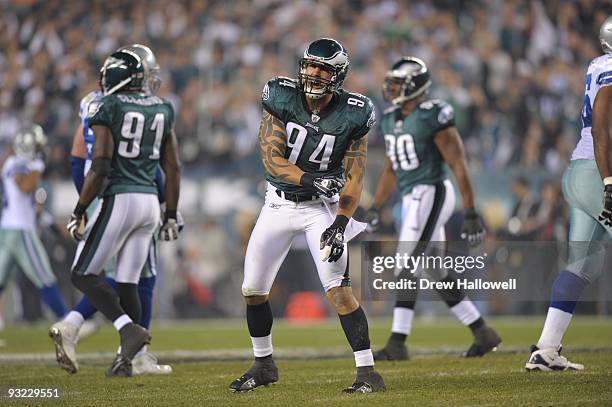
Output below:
[344,136,367,183]
[258,110,292,181]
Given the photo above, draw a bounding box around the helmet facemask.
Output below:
[299,59,338,99]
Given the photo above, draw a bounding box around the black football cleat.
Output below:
[106,355,133,377]
[229,358,278,392]
[464,325,502,357]
[119,323,151,361]
[343,370,386,394]
[373,338,409,361]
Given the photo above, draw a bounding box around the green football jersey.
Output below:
[261,77,376,194]
[87,93,174,197]
[379,99,455,196]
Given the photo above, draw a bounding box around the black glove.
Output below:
[320,215,348,262]
[364,206,381,233]
[160,210,180,241]
[598,183,612,227]
[67,203,87,241]
[460,208,485,247]
[300,173,344,198]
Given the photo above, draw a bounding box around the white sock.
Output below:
[251,334,273,357]
[112,314,132,332]
[450,299,481,326]
[391,307,414,335]
[537,307,573,349]
[354,349,374,367]
[64,311,84,328]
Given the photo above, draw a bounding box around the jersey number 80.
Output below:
[385,134,420,171]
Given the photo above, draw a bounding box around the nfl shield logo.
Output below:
[311,113,320,123]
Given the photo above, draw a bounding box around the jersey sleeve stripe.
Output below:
[597,71,612,85]
[598,77,612,86]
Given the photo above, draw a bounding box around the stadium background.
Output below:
[1,0,611,324]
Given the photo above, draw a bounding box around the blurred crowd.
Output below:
[1,0,611,318]
[1,0,609,176]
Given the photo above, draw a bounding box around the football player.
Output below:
[0,125,68,320]
[366,57,501,361]
[49,44,173,375]
[525,16,612,371]
[230,38,385,393]
[66,49,181,377]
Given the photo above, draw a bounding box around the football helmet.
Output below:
[116,44,161,94]
[13,123,47,161]
[382,57,432,106]
[100,50,145,95]
[600,16,612,54]
[298,38,349,99]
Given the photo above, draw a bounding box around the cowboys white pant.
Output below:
[72,193,160,283]
[243,184,363,296]
[396,179,456,279]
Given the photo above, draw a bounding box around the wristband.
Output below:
[165,209,177,220]
[74,202,87,217]
[300,173,315,189]
[330,215,349,230]
[464,207,478,218]
[604,177,612,186]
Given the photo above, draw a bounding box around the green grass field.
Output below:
[0,317,611,406]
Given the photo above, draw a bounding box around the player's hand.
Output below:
[598,183,612,227]
[320,215,348,262]
[312,176,344,198]
[300,173,344,198]
[160,210,180,241]
[364,206,381,233]
[67,213,85,241]
[461,208,485,247]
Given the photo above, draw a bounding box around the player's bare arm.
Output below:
[592,85,612,180]
[434,126,474,209]
[77,124,114,208]
[71,124,87,159]
[160,129,181,213]
[258,109,304,185]
[338,134,368,218]
[434,126,484,245]
[14,171,42,193]
[371,156,396,208]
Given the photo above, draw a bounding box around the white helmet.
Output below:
[600,16,612,54]
[14,124,47,161]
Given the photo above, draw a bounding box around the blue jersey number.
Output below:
[581,73,592,129]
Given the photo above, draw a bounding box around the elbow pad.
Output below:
[90,157,111,177]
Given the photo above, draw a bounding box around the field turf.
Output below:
[0,317,610,406]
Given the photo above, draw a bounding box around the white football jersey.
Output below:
[0,155,45,231]
[571,54,612,161]
[78,90,103,176]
